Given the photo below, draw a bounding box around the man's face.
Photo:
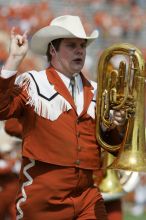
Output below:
[51,38,87,77]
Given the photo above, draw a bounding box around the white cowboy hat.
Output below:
[30,15,99,55]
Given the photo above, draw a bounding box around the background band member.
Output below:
[0,119,22,219]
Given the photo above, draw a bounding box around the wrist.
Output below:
[4,55,24,71]
[8,53,25,62]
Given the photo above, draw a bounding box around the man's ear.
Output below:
[50,43,56,56]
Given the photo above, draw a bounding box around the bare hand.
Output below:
[9,27,29,58]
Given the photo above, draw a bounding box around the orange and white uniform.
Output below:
[0,66,109,219]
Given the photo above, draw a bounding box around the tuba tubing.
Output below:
[96,43,146,172]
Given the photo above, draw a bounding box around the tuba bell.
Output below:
[97,150,124,200]
[96,43,146,172]
[94,150,139,201]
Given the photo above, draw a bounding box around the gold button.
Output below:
[0,186,3,192]
[77,146,81,151]
[75,160,80,165]
[77,119,80,124]
[77,132,80,137]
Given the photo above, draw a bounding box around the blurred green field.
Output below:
[124,212,146,220]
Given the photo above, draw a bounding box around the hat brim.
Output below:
[30,26,98,55]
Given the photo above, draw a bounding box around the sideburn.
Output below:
[46,38,63,63]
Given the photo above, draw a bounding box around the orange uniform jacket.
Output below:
[0,67,101,169]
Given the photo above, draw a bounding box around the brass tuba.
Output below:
[95,151,139,201]
[97,151,125,200]
[96,43,146,172]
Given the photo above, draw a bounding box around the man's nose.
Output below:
[76,47,84,54]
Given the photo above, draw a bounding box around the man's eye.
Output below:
[67,44,75,48]
[81,44,86,48]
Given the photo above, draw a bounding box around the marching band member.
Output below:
[0,15,126,219]
[0,120,21,219]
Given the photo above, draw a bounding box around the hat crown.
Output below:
[50,15,86,38]
[31,15,98,55]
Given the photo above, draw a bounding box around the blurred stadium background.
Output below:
[0,0,146,219]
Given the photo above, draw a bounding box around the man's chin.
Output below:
[72,65,83,73]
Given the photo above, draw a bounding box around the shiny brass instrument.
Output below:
[96,43,146,172]
[98,151,124,200]
[96,151,139,201]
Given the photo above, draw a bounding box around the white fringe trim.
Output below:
[16,159,35,220]
[87,80,97,119]
[15,72,72,121]
[15,72,97,120]
[87,101,96,119]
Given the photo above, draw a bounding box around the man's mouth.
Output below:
[73,58,82,63]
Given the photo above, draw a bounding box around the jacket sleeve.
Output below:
[0,75,27,120]
[5,118,23,139]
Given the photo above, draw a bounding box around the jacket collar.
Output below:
[46,67,94,116]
